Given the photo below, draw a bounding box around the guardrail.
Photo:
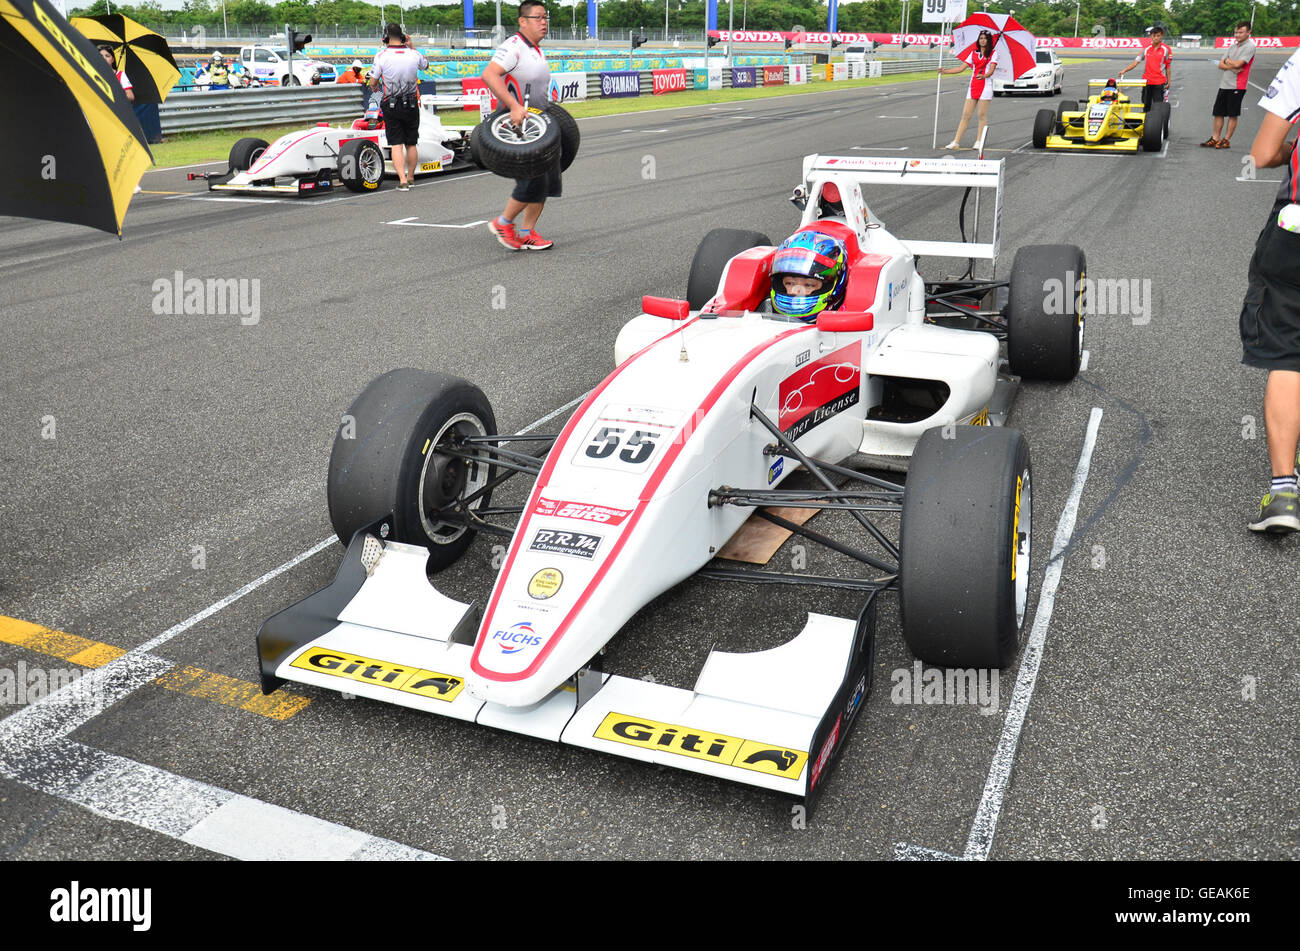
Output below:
[160,85,366,134]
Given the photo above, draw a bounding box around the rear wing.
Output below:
[419,91,492,121]
[800,154,1004,263]
[1088,79,1147,88]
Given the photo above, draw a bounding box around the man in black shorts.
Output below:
[1241,49,1300,532]
[484,1,558,251]
[369,23,428,190]
[1203,22,1257,149]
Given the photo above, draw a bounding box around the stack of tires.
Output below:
[469,103,580,177]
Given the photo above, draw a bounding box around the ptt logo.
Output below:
[491,621,542,655]
[594,713,807,779]
[768,457,784,484]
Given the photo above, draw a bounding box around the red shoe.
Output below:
[488,218,523,251]
[518,230,553,251]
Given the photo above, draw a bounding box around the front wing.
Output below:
[258,521,875,808]
[1041,132,1139,153]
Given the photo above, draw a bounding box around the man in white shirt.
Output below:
[1240,48,1300,532]
[484,2,558,251]
[369,23,429,190]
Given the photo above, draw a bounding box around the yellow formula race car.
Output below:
[1032,79,1168,153]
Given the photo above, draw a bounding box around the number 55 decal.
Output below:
[575,423,669,473]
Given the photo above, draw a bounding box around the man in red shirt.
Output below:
[1118,25,1172,115]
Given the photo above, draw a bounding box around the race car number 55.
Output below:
[573,423,669,473]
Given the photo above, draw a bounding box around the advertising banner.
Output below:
[732,66,756,87]
[600,70,641,98]
[548,71,587,102]
[762,65,785,86]
[652,67,689,94]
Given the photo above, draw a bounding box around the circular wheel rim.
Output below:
[360,147,382,184]
[417,412,490,545]
[248,147,265,168]
[489,112,548,145]
[1013,469,1032,626]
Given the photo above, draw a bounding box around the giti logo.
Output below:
[290,648,464,701]
[594,713,807,780]
[31,3,115,101]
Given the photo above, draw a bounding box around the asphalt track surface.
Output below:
[1,53,1297,862]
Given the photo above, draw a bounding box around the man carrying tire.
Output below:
[369,23,428,191]
[484,1,557,251]
[1241,48,1300,533]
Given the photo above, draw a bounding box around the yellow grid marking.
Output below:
[0,615,309,720]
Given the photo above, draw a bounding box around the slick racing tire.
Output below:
[339,139,384,192]
[474,105,561,179]
[1006,243,1086,381]
[900,426,1032,669]
[1141,107,1163,151]
[1032,109,1055,149]
[547,102,581,172]
[467,128,485,169]
[327,369,497,571]
[229,137,268,171]
[1055,99,1076,131]
[1153,100,1170,140]
[685,228,774,310]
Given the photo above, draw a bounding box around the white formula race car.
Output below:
[189,92,488,196]
[257,155,1086,810]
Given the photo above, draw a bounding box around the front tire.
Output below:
[229,136,268,171]
[327,370,497,571]
[900,427,1032,669]
[474,105,561,179]
[1032,109,1054,149]
[685,228,773,310]
[1006,244,1085,381]
[1141,107,1163,151]
[339,139,384,192]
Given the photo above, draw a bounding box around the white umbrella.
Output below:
[951,11,1037,83]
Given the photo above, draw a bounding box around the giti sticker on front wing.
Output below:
[594,713,808,780]
[290,648,465,701]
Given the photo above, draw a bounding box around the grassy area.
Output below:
[149,72,934,168]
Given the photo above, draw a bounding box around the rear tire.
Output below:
[1032,109,1054,149]
[1055,99,1076,131]
[1141,107,1163,151]
[901,427,1032,669]
[1006,244,1086,380]
[685,228,773,310]
[327,369,497,571]
[229,137,268,171]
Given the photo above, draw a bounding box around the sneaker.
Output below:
[1247,490,1300,533]
[396,181,411,191]
[943,140,961,150]
[518,230,554,251]
[488,218,523,251]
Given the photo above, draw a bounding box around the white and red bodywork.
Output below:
[263,156,1011,799]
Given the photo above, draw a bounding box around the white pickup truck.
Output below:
[236,45,338,86]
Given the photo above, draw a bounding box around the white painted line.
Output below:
[148,160,226,172]
[620,128,668,133]
[1080,349,1090,371]
[385,218,489,229]
[877,115,918,119]
[894,843,963,861]
[517,391,589,434]
[1236,177,1285,183]
[167,194,297,204]
[963,407,1104,861]
[851,146,909,151]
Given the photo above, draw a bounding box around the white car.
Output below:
[256,155,1085,808]
[236,44,337,86]
[190,93,488,196]
[994,48,1064,96]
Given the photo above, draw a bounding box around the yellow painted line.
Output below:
[0,615,309,720]
[152,666,311,721]
[0,615,125,667]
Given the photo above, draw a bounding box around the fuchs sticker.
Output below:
[778,340,861,441]
[290,648,464,701]
[527,568,563,600]
[809,714,842,791]
[594,713,807,779]
[530,528,602,559]
[490,621,543,655]
[533,497,631,525]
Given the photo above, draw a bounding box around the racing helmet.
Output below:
[211,52,223,62]
[1101,77,1118,101]
[769,231,848,320]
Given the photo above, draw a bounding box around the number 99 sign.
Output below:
[921,0,967,23]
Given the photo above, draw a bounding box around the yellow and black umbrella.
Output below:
[71,12,179,104]
[0,0,151,235]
